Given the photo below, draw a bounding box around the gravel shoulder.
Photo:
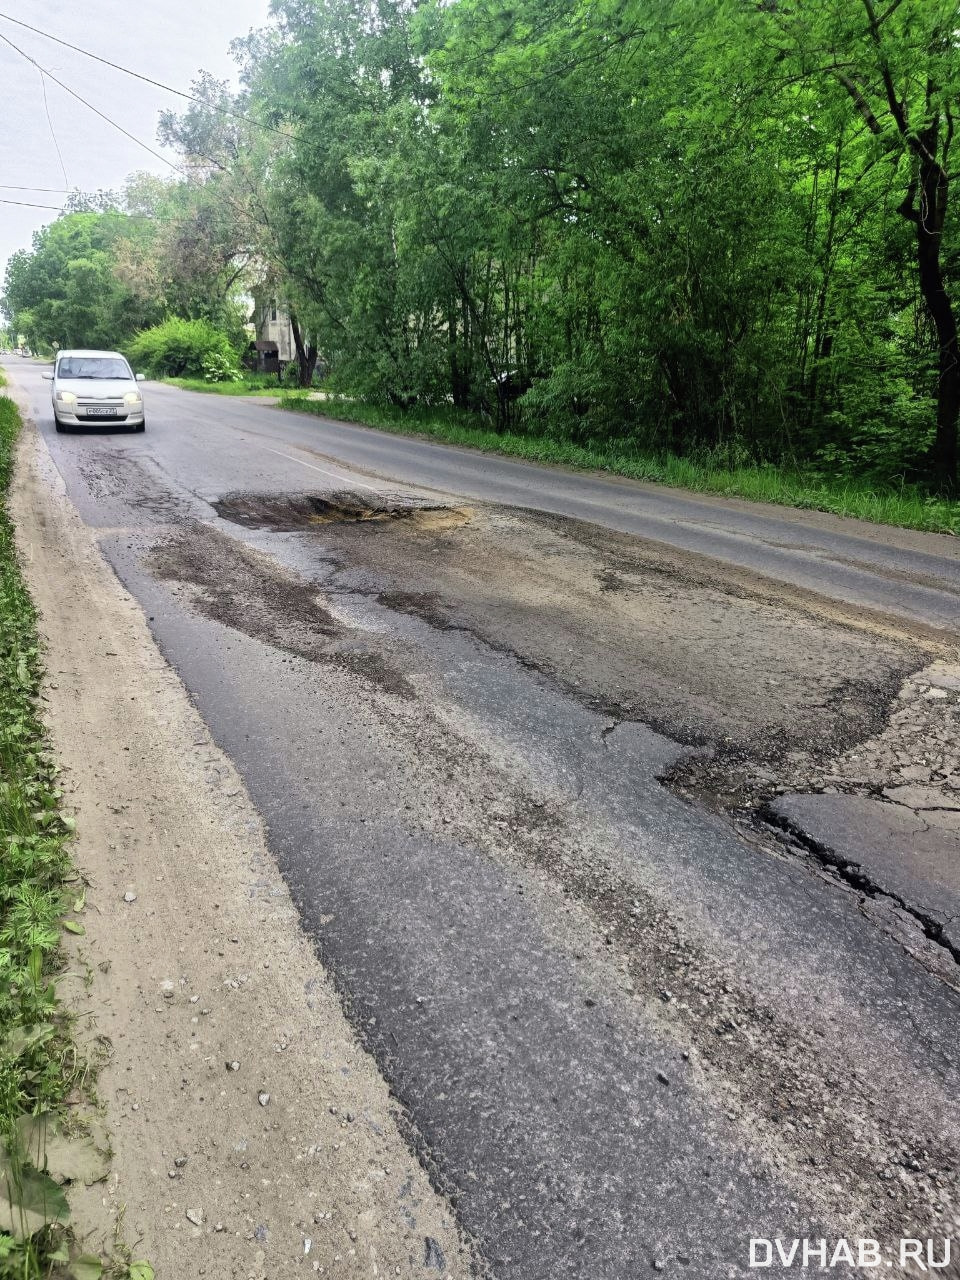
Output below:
[8,411,475,1277]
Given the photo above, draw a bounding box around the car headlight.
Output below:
[56,391,77,406]
[123,392,143,406]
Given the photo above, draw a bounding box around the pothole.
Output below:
[214,492,472,533]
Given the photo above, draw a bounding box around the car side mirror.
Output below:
[136,373,146,382]
[42,372,53,381]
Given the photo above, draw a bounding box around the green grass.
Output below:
[281,396,960,536]
[163,375,296,397]
[0,393,102,1276]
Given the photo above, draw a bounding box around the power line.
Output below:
[0,29,179,172]
[0,27,276,260]
[0,197,63,209]
[0,184,71,193]
[0,38,269,250]
[0,9,288,138]
[38,67,69,188]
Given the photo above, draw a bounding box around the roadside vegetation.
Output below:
[0,378,151,1279]
[126,317,240,382]
[162,374,292,397]
[2,0,959,507]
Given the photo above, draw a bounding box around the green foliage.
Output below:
[213,0,955,485]
[279,361,301,389]
[120,171,252,338]
[127,317,237,379]
[201,352,243,383]
[0,1142,70,1240]
[0,400,75,1121]
[1,174,252,364]
[163,376,289,396]
[1,213,162,353]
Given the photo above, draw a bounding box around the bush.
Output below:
[128,317,236,379]
[202,352,243,383]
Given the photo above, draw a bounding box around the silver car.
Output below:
[43,349,146,432]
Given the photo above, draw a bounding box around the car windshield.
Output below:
[57,357,131,380]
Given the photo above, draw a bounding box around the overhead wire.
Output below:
[0,17,285,274]
[0,21,289,236]
[38,66,69,188]
[0,43,263,249]
[0,197,64,209]
[0,29,180,172]
[0,9,288,138]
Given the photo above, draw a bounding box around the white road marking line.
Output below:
[262,447,382,493]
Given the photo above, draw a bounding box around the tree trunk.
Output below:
[448,303,471,409]
[913,156,959,494]
[837,2,959,492]
[806,137,842,432]
[289,312,319,389]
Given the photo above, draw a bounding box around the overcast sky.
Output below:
[0,0,272,289]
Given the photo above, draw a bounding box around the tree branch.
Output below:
[860,0,909,136]
[835,73,883,136]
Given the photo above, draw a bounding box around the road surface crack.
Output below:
[760,805,960,969]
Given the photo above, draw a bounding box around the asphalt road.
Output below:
[7,357,960,1279]
[21,366,960,631]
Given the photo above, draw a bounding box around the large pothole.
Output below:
[214,491,472,533]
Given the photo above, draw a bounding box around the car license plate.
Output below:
[84,407,117,417]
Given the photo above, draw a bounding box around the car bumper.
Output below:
[54,407,144,425]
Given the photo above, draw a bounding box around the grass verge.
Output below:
[0,387,151,1278]
[163,376,295,397]
[281,396,960,536]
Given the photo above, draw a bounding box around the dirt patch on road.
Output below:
[146,485,943,831]
[225,493,960,970]
[151,522,416,701]
[10,426,476,1278]
[155,491,959,983]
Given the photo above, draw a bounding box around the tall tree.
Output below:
[2,212,162,351]
[755,0,960,490]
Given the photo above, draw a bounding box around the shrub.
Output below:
[201,352,243,383]
[128,317,236,379]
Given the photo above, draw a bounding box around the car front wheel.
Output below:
[53,415,66,433]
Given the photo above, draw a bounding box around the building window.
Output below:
[270,301,278,322]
